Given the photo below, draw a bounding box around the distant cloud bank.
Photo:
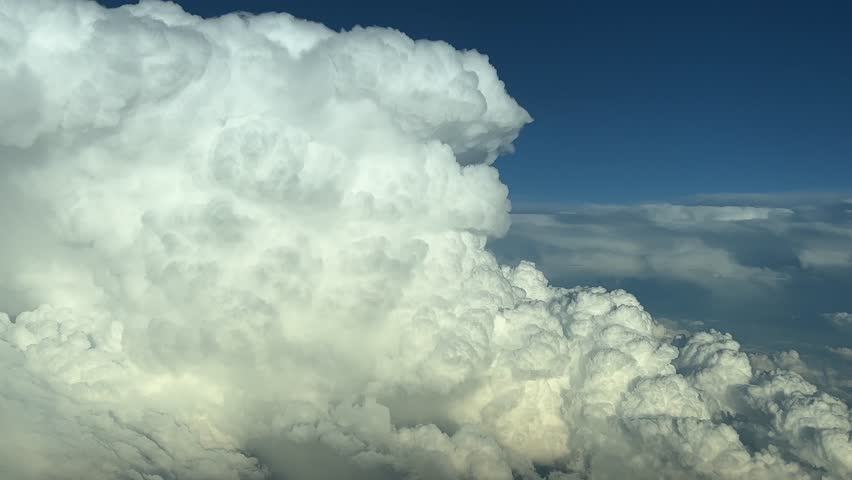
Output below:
[493,196,852,401]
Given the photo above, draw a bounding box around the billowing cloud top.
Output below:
[0,1,850,479]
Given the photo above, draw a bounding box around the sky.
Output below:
[97,0,852,203]
[2,1,851,479]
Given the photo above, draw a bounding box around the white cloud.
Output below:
[496,198,852,336]
[829,347,852,359]
[749,349,851,403]
[0,1,850,480]
[506,211,789,292]
[800,248,852,269]
[826,312,852,329]
[639,204,793,224]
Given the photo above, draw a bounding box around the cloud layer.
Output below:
[496,199,852,327]
[492,199,852,403]
[1,1,850,479]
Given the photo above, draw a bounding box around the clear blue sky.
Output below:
[101,0,852,203]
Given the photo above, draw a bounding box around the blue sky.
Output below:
[101,0,852,203]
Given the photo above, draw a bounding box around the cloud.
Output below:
[493,199,852,346]
[825,312,852,329]
[749,349,852,403]
[501,207,791,293]
[0,1,850,479]
[829,347,852,360]
[800,249,852,269]
[635,204,792,224]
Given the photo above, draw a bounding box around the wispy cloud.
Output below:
[825,312,852,329]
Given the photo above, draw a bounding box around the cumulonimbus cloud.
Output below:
[1,1,850,479]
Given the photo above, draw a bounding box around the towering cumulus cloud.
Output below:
[0,1,849,479]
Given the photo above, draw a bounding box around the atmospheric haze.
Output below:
[0,1,850,479]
